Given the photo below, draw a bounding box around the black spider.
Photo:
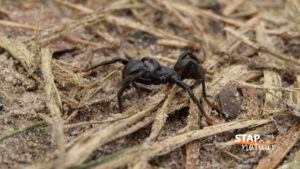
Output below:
[86,50,213,116]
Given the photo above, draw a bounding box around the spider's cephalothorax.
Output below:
[86,51,212,116]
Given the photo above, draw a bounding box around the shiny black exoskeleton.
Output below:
[86,50,211,116]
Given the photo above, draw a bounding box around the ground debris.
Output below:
[0,0,299,169]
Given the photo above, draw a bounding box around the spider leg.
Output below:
[171,76,206,118]
[200,77,214,108]
[85,57,129,71]
[117,72,144,112]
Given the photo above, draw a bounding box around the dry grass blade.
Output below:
[286,149,300,169]
[56,0,143,15]
[220,16,260,52]
[156,0,192,29]
[155,0,211,51]
[65,67,121,122]
[0,19,36,31]
[147,86,176,141]
[25,10,106,46]
[287,0,300,32]
[225,27,259,49]
[33,6,43,72]
[223,0,246,16]
[263,71,282,115]
[51,61,89,88]
[65,35,111,50]
[151,120,270,157]
[79,119,271,169]
[186,87,201,169]
[108,100,189,143]
[276,76,300,169]
[171,2,244,27]
[56,0,192,49]
[55,0,93,14]
[0,121,46,142]
[105,15,188,42]
[0,7,10,19]
[224,27,300,67]
[0,32,35,74]
[210,65,248,96]
[64,94,165,168]
[1,117,149,142]
[66,99,188,151]
[255,122,300,169]
[131,86,176,169]
[237,81,300,93]
[41,48,65,169]
[157,39,198,49]
[297,76,300,106]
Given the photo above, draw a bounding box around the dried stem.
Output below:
[41,48,66,169]
[79,119,271,169]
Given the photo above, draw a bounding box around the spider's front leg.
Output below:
[85,57,129,72]
[171,76,206,116]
